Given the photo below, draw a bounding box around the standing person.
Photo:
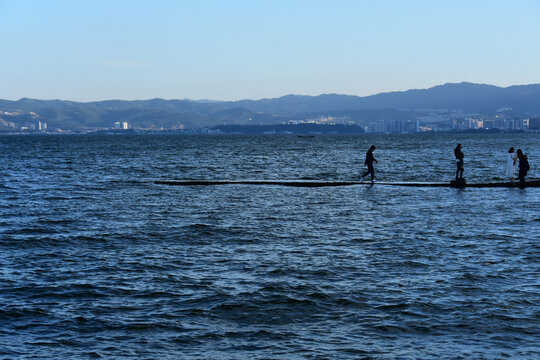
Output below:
[506,147,517,182]
[360,145,378,183]
[454,144,464,180]
[516,149,529,187]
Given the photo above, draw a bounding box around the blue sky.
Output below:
[1,0,539,101]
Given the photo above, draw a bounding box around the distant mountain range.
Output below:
[1,82,539,130]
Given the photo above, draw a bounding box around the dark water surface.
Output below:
[1,133,539,359]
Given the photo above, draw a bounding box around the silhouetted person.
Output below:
[516,149,529,187]
[506,147,517,182]
[360,145,378,183]
[454,144,464,180]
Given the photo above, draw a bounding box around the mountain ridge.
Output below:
[1,82,539,130]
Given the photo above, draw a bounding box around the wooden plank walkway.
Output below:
[155,179,540,188]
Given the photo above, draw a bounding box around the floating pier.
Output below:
[155,179,540,188]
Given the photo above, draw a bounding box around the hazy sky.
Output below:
[1,0,540,101]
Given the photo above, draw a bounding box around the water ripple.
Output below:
[1,133,539,359]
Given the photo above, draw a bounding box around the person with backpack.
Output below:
[516,149,530,187]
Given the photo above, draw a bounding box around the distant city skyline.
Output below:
[1,0,540,101]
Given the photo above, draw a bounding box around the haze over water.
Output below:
[1,133,539,359]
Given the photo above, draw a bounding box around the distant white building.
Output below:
[34,119,47,131]
[114,121,130,129]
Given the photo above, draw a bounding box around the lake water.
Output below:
[1,133,539,359]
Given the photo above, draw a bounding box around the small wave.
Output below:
[375,302,410,311]
[0,307,49,320]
